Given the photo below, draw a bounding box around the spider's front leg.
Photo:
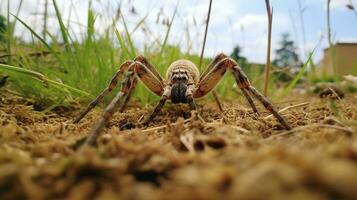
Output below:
[73,61,134,123]
[80,55,165,147]
[194,53,291,130]
[81,67,137,147]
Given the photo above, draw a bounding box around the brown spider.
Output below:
[74,53,291,146]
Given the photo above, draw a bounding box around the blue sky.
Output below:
[1,0,357,63]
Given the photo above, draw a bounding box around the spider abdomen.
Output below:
[166,59,200,85]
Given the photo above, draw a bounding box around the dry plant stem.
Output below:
[266,124,355,141]
[263,0,273,97]
[141,118,249,134]
[327,0,337,78]
[212,90,224,111]
[198,0,213,68]
[297,0,307,59]
[142,119,191,133]
[264,102,309,120]
[43,0,48,40]
[198,0,223,111]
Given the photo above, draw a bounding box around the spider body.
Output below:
[166,59,199,103]
[74,53,292,147]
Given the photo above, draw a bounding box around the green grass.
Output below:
[0,1,232,110]
[0,1,322,111]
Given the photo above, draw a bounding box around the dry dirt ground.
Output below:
[0,92,357,200]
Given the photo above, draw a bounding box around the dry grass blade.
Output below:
[264,102,309,120]
[141,119,191,133]
[263,0,273,97]
[198,0,213,68]
[266,124,355,141]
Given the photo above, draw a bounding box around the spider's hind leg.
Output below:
[231,63,291,130]
[194,53,291,130]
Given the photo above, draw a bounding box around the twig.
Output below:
[43,0,48,40]
[141,125,167,133]
[265,123,355,141]
[198,0,213,68]
[297,0,307,59]
[141,118,191,133]
[327,0,337,79]
[264,102,309,119]
[206,122,249,133]
[198,0,225,115]
[263,0,273,97]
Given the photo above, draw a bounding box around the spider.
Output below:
[74,53,292,146]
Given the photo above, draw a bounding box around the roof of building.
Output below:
[324,42,357,51]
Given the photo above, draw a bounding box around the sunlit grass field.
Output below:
[0,0,347,111]
[0,0,250,110]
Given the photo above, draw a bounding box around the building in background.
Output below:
[318,43,357,78]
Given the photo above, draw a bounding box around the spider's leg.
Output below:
[194,53,291,130]
[186,84,198,110]
[142,97,167,126]
[74,61,134,123]
[119,77,137,112]
[134,55,164,83]
[187,97,197,110]
[230,60,292,130]
[232,80,260,116]
[198,54,227,111]
[194,53,259,115]
[82,57,166,147]
[135,59,165,96]
[194,53,228,98]
[141,86,171,125]
[212,90,224,112]
[81,66,137,147]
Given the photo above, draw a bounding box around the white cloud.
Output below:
[1,0,356,63]
[234,14,266,30]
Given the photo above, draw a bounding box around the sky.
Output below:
[1,0,357,64]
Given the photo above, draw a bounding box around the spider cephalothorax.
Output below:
[167,60,199,104]
[74,53,292,147]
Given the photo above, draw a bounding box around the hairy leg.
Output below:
[231,64,291,130]
[141,86,171,126]
[119,78,137,112]
[81,69,136,147]
[79,56,167,147]
[141,98,167,126]
[194,53,259,114]
[212,90,224,112]
[194,53,291,130]
[73,61,134,123]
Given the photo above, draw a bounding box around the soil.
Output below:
[0,92,357,200]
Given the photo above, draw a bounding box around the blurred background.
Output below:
[0,0,356,110]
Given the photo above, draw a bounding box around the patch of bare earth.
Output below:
[0,92,356,200]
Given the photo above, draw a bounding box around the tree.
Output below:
[272,33,300,69]
[230,45,250,72]
[230,45,247,64]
